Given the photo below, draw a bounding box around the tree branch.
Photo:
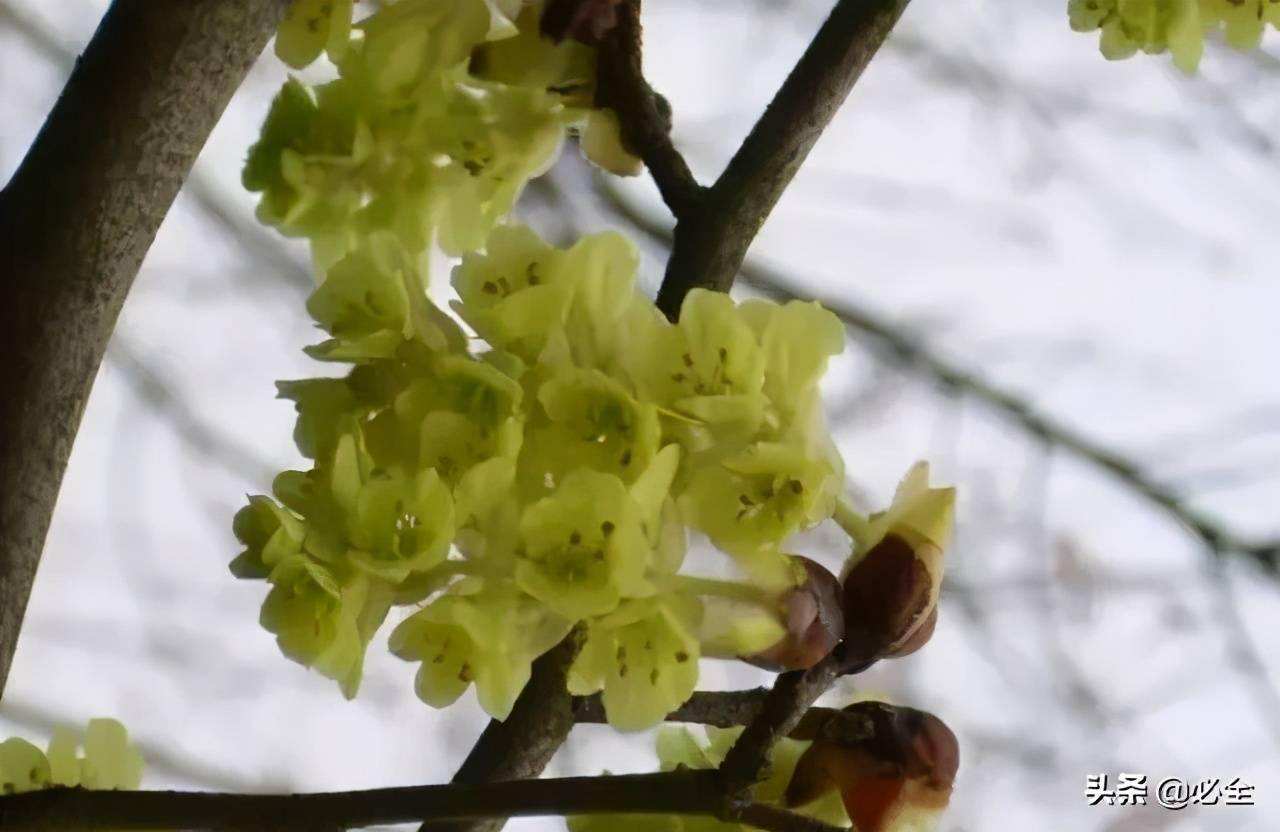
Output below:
[595,0,703,218]
[574,688,874,743]
[574,688,772,730]
[0,0,286,697]
[0,771,844,832]
[425,626,585,832]
[654,0,911,318]
[715,653,845,800]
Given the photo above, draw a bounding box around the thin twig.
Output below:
[107,341,277,485]
[654,0,911,317]
[716,653,844,801]
[1205,556,1280,749]
[0,770,843,832]
[574,688,772,730]
[595,0,703,217]
[573,688,873,743]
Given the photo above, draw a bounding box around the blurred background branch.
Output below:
[596,174,1280,575]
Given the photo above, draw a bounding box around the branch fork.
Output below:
[591,0,912,317]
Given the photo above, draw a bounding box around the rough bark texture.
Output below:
[595,0,703,217]
[425,628,585,832]
[655,0,911,318]
[0,0,287,697]
[715,654,845,799]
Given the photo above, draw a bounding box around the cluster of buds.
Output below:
[740,465,959,830]
[746,462,955,672]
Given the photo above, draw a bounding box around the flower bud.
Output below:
[785,701,959,832]
[842,532,937,659]
[747,556,845,671]
[841,463,953,660]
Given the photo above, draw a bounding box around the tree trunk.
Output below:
[0,0,288,697]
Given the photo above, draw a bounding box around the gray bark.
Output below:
[0,0,288,697]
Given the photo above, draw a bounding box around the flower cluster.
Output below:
[247,0,635,270]
[0,719,145,794]
[232,220,851,729]
[1068,0,1280,72]
[236,0,957,735]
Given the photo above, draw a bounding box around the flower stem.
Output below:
[833,495,871,552]
[664,574,778,609]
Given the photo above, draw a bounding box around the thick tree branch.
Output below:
[0,0,286,697]
[0,771,844,832]
[1,0,316,300]
[654,0,911,318]
[595,0,703,217]
[426,627,585,832]
[0,0,314,297]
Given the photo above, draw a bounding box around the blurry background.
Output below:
[2,1,1279,829]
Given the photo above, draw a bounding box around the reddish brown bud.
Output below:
[842,532,941,660]
[540,0,623,45]
[747,556,845,671]
[905,709,960,792]
[785,702,958,832]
